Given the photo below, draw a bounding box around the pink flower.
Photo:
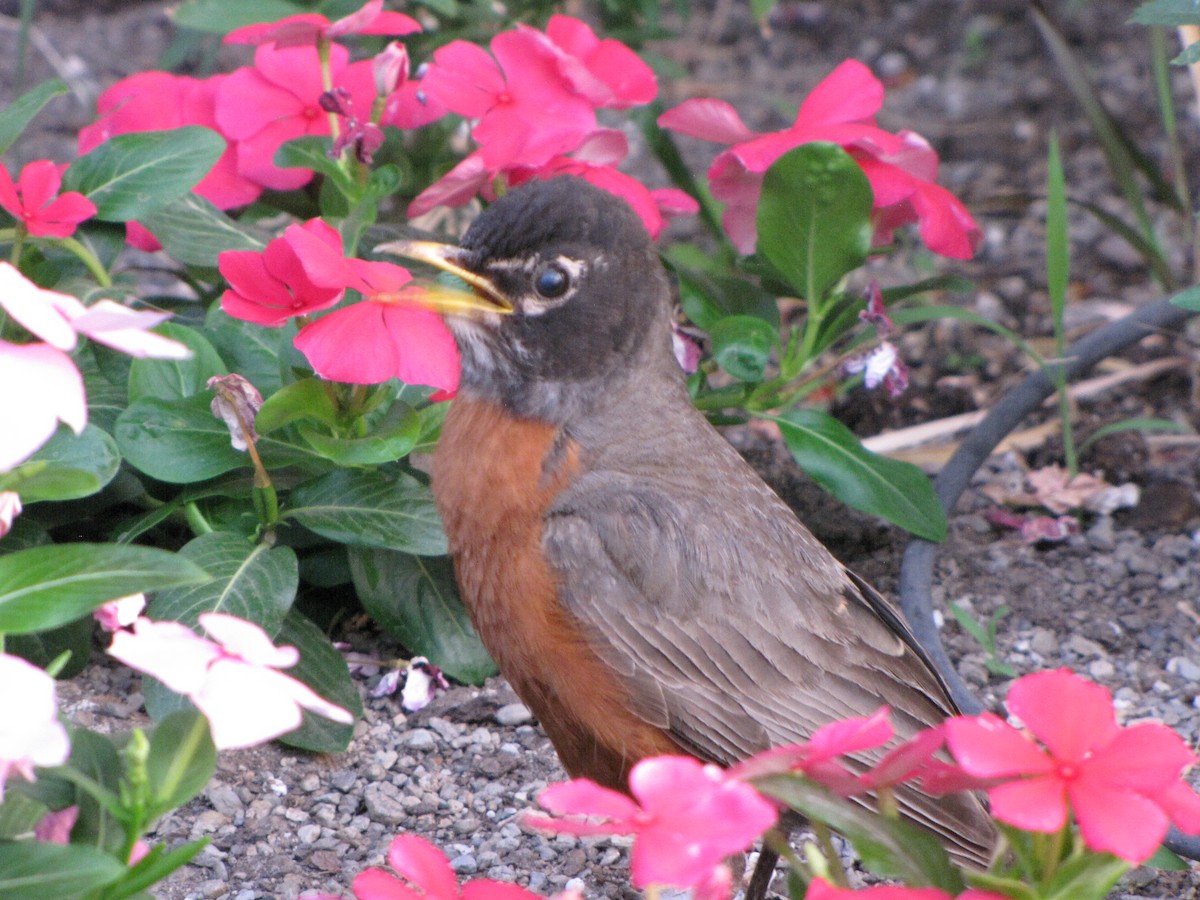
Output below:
[0,341,86,471]
[0,160,95,238]
[0,654,70,801]
[378,42,447,131]
[0,491,22,538]
[225,0,419,48]
[287,231,460,392]
[107,613,353,750]
[945,668,1200,863]
[78,71,262,214]
[731,706,894,796]
[0,263,190,360]
[658,59,979,258]
[94,593,147,632]
[215,44,376,190]
[529,15,656,110]
[418,31,599,170]
[806,879,1009,900]
[219,219,347,326]
[530,756,776,890]
[34,805,78,844]
[352,833,540,900]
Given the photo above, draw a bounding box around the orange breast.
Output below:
[432,397,683,790]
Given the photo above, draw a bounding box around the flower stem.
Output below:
[55,235,112,288]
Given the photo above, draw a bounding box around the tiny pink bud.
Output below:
[373,41,410,97]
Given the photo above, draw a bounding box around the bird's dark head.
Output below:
[384,176,678,422]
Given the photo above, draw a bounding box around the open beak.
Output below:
[377,239,513,315]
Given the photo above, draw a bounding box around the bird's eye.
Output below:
[533,263,570,299]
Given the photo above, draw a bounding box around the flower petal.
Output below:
[385,834,459,900]
[1006,669,1118,763]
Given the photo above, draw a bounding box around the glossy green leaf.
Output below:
[0,842,125,899]
[286,469,448,555]
[172,0,306,31]
[139,193,267,267]
[348,547,496,684]
[753,772,964,892]
[0,79,68,155]
[1131,0,1200,26]
[256,377,339,433]
[773,409,947,542]
[147,710,216,813]
[116,394,245,483]
[64,128,226,222]
[709,315,779,382]
[275,135,351,190]
[204,307,296,397]
[0,424,120,502]
[0,544,209,634]
[756,142,873,301]
[275,609,362,752]
[127,323,227,403]
[670,261,779,331]
[299,402,420,465]
[7,615,93,677]
[147,531,298,632]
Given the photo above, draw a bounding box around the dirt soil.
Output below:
[7,1,1200,898]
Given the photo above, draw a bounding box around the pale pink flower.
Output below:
[0,654,70,801]
[94,593,146,632]
[34,805,78,844]
[108,613,353,749]
[400,657,449,712]
[0,340,86,471]
[0,491,22,538]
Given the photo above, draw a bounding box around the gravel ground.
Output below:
[8,0,1200,898]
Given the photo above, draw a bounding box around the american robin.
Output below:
[385,175,994,887]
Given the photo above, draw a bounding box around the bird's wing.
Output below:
[543,461,992,864]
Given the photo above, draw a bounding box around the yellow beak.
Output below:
[377,239,513,314]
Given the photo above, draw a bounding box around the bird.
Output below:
[383,175,995,891]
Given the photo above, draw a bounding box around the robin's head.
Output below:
[384,176,678,421]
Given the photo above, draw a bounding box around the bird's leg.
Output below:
[744,840,781,900]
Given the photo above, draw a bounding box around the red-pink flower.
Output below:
[945,668,1200,863]
[806,878,1009,900]
[526,15,656,110]
[352,833,539,900]
[215,43,376,190]
[107,613,353,750]
[287,229,460,393]
[418,29,599,170]
[658,59,979,258]
[79,71,261,212]
[731,706,894,796]
[225,0,419,48]
[530,755,777,890]
[0,160,95,238]
[219,219,346,326]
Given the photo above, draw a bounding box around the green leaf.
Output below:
[147,711,216,813]
[0,544,209,634]
[147,531,298,632]
[753,772,964,892]
[670,259,779,331]
[116,394,245,483]
[709,315,779,382]
[63,128,226,222]
[1170,284,1200,310]
[1046,132,1069,339]
[1144,843,1189,870]
[1173,39,1200,65]
[890,305,1043,365]
[1131,0,1200,26]
[756,143,873,301]
[95,840,208,900]
[7,615,93,677]
[299,402,421,465]
[0,842,125,899]
[204,307,296,397]
[275,135,351,191]
[348,547,496,684]
[773,409,947,542]
[0,79,68,156]
[127,323,227,403]
[0,424,120,502]
[172,0,307,32]
[0,790,50,841]
[256,378,339,433]
[275,610,362,752]
[286,469,448,554]
[139,193,267,267]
